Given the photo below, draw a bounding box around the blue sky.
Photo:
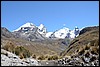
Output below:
[1,1,99,32]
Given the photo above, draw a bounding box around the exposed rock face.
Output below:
[1,49,40,66]
[12,28,46,41]
[12,29,45,41]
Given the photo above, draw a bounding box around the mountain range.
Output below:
[12,22,80,41]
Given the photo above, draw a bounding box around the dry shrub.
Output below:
[85,44,90,50]
[2,42,15,52]
[90,46,98,55]
[97,46,99,53]
[48,55,58,60]
[94,39,99,46]
[45,55,48,58]
[15,46,31,58]
[38,55,45,60]
[90,40,95,46]
[32,54,36,59]
[19,53,24,59]
[78,48,85,55]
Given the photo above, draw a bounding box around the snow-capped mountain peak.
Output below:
[38,24,44,30]
[45,32,53,38]
[21,22,34,27]
[13,22,47,37]
[52,27,70,39]
[13,22,36,32]
[38,24,47,35]
[46,26,80,39]
[12,22,46,41]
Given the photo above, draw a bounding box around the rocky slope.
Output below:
[1,49,40,66]
[58,26,99,66]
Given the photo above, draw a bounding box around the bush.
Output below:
[85,44,90,50]
[38,55,45,60]
[90,46,98,55]
[91,50,98,55]
[52,55,58,60]
[2,42,15,53]
[97,46,99,53]
[19,53,24,59]
[23,50,31,58]
[3,44,31,58]
[78,48,85,55]
[90,40,95,46]
[45,55,48,58]
[48,56,51,60]
[48,55,58,60]
[32,54,36,59]
[94,39,99,46]
[15,46,31,58]
[15,46,20,55]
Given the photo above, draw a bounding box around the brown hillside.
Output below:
[61,26,99,57]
